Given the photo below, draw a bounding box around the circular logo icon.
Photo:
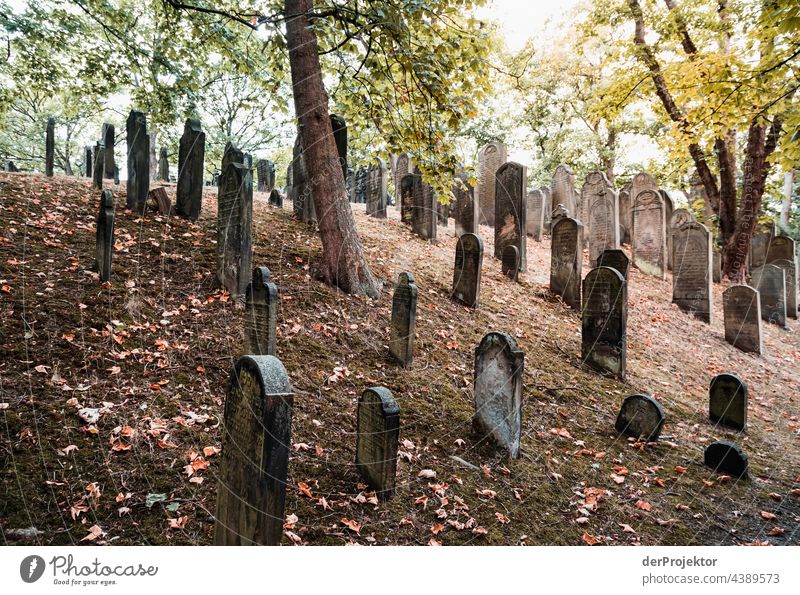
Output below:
[20,555,46,583]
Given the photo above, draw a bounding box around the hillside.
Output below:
[0,171,798,546]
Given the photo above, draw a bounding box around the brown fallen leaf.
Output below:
[341,518,361,533]
[81,525,104,542]
[635,500,652,512]
[430,523,445,535]
[582,531,600,545]
[760,511,777,520]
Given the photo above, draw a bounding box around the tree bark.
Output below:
[284,0,379,297]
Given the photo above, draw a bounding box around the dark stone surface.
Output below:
[452,233,483,308]
[494,161,527,270]
[95,190,115,283]
[582,266,627,378]
[356,387,400,500]
[176,119,205,221]
[216,144,253,299]
[102,123,116,179]
[709,373,747,431]
[244,267,278,356]
[615,394,665,442]
[268,189,283,208]
[84,146,93,178]
[125,110,150,213]
[453,172,477,236]
[366,158,388,218]
[501,245,520,281]
[148,187,171,216]
[45,117,54,177]
[750,264,786,327]
[723,285,763,354]
[92,142,105,191]
[411,174,437,242]
[550,217,583,310]
[672,222,713,323]
[596,249,630,279]
[330,113,347,183]
[157,147,169,181]
[704,441,748,478]
[400,173,417,225]
[389,272,417,367]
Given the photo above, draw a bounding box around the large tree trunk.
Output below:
[284,0,379,297]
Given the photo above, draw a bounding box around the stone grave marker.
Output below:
[176,118,205,221]
[769,258,797,319]
[615,394,665,442]
[582,266,627,378]
[45,116,54,177]
[550,217,582,310]
[268,189,283,208]
[102,123,116,180]
[749,223,774,270]
[366,158,388,218]
[356,387,400,500]
[477,141,507,226]
[540,186,552,232]
[453,172,477,236]
[256,159,275,193]
[244,267,278,356]
[400,173,416,225]
[552,164,576,217]
[411,175,437,241]
[526,189,545,241]
[95,190,115,283]
[92,142,105,191]
[148,187,171,216]
[709,373,747,431]
[596,249,630,279]
[437,198,450,226]
[704,441,747,478]
[550,204,569,228]
[501,245,520,281]
[722,285,762,354]
[157,147,169,181]
[713,248,721,283]
[214,355,293,546]
[217,144,253,299]
[618,180,632,245]
[84,146,93,178]
[393,153,412,206]
[765,235,795,265]
[452,233,483,308]
[672,222,713,323]
[494,161,527,270]
[750,264,786,327]
[125,110,150,213]
[389,272,418,367]
[668,208,695,271]
[632,188,667,279]
[583,172,620,266]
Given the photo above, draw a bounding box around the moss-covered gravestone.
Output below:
[95,190,115,283]
[356,387,400,500]
[615,394,665,442]
[704,441,748,478]
[709,373,747,431]
[244,267,278,356]
[452,233,483,308]
[582,266,627,378]
[389,272,418,367]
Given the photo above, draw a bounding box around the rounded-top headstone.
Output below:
[501,245,520,280]
[615,394,665,442]
[356,386,400,500]
[709,373,747,431]
[704,441,748,478]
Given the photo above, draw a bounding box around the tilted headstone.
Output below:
[477,141,507,226]
[672,222,713,323]
[704,441,747,478]
[618,180,632,245]
[596,249,630,279]
[411,174,437,242]
[102,123,116,179]
[583,172,620,266]
[723,285,762,354]
[668,208,695,271]
[540,186,552,232]
[709,373,747,431]
[550,217,583,310]
[582,266,627,378]
[92,142,105,191]
[769,259,797,319]
[632,188,667,279]
[356,387,400,500]
[45,116,55,177]
[452,233,483,307]
[399,173,416,225]
[268,189,283,208]
[750,264,786,327]
[749,223,774,269]
[125,110,150,213]
[473,331,524,459]
[615,394,665,442]
[494,161,527,270]
[157,147,169,181]
[217,144,253,299]
[244,267,278,356]
[366,158,388,218]
[526,189,545,241]
[389,272,418,367]
[148,187,171,216]
[84,145,93,178]
[214,355,293,546]
[393,153,412,206]
[502,245,520,281]
[453,172,478,236]
[329,113,348,183]
[552,164,576,217]
[95,190,115,283]
[176,118,206,221]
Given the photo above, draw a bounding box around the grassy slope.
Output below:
[0,171,798,546]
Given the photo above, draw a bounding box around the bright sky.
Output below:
[478,0,584,52]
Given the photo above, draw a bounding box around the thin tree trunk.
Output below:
[603,127,616,184]
[781,170,793,227]
[284,0,379,298]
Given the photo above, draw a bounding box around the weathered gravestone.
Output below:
[437,198,450,226]
[157,147,169,181]
[268,189,283,208]
[176,118,206,221]
[148,187,171,216]
[552,164,576,217]
[356,387,400,500]
[596,249,630,279]
[615,394,665,442]
[290,134,314,222]
[723,285,762,354]
[494,161,527,270]
[582,266,627,378]
[540,186,552,232]
[477,142,507,226]
[256,159,275,193]
[672,222,713,323]
[583,172,620,266]
[125,110,150,213]
[92,143,105,191]
[102,123,116,180]
[217,144,253,299]
[84,146,93,178]
[550,217,583,310]
[452,233,483,308]
[214,355,293,546]
[750,264,786,327]
[749,223,774,270]
[765,233,794,265]
[618,180,632,245]
[669,208,695,271]
[473,332,524,459]
[632,188,667,279]
[45,116,55,177]
[244,267,278,356]
[393,153,412,206]
[502,245,520,281]
[453,172,478,236]
[366,158,388,218]
[95,190,115,283]
[526,189,545,241]
[709,373,747,431]
[769,259,797,319]
[399,173,416,225]
[4,160,18,172]
[113,166,120,186]
[389,272,418,367]
[661,190,675,268]
[704,441,747,478]
[354,166,368,204]
[550,204,569,228]
[411,174,437,242]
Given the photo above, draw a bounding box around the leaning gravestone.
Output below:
[389,272,418,367]
[526,189,545,241]
[494,161,527,270]
[453,172,478,236]
[473,332,524,459]
[582,266,627,378]
[709,373,747,431]
[176,118,205,221]
[452,233,483,308]
[244,267,278,356]
[45,116,55,177]
[95,190,115,283]
[400,173,417,225]
[214,355,293,546]
[672,222,713,323]
[750,264,786,327]
[552,164,576,217]
[366,158,388,218]
[723,285,762,354]
[356,387,400,500]
[411,175,437,242]
[583,172,620,266]
[704,441,747,478]
[393,153,412,206]
[615,394,665,442]
[769,259,797,319]
[113,166,120,186]
[84,146,93,178]
[125,110,150,213]
[501,245,520,281]
[217,144,253,299]
[148,187,171,216]
[102,123,116,179]
[92,143,105,191]
[596,249,630,279]
[632,188,667,279]
[477,142,507,226]
[157,147,169,181]
[550,217,583,310]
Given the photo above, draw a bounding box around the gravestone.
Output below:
[244,267,278,356]
[92,143,105,191]
[148,187,171,216]
[713,248,721,283]
[356,387,400,500]
[113,166,120,186]
[125,110,150,213]
[268,189,283,208]
[473,332,524,459]
[452,233,483,307]
[366,158,388,218]
[583,172,620,266]
[477,141,507,225]
[389,272,418,367]
[749,223,774,269]
[453,172,477,236]
[669,208,695,271]
[494,161,527,270]
[672,222,713,323]
[769,259,797,319]
[329,113,348,183]
[217,144,253,299]
[411,175,437,241]
[723,285,762,354]
[550,217,583,310]
[709,373,747,431]
[400,173,417,225]
[766,234,795,265]
[618,180,632,245]
[615,394,665,442]
[550,204,569,227]
[84,146,92,178]
[214,355,293,546]
[95,190,115,283]
[632,188,667,279]
[102,123,116,179]
[501,245,520,281]
[540,186,552,232]
[393,153,412,206]
[45,116,55,177]
[526,189,545,241]
[582,266,627,378]
[4,160,18,172]
[157,147,169,181]
[437,198,450,226]
[552,164,576,217]
[256,160,275,193]
[290,134,314,222]
[704,441,747,478]
[176,118,205,221]
[596,249,630,279]
[355,166,368,204]
[661,190,674,266]
[750,264,786,327]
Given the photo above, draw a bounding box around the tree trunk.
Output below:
[603,127,616,184]
[781,170,793,227]
[284,0,379,298]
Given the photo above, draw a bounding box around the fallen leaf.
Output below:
[341,518,361,534]
[760,511,777,520]
[418,469,436,479]
[635,500,652,512]
[582,531,600,545]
